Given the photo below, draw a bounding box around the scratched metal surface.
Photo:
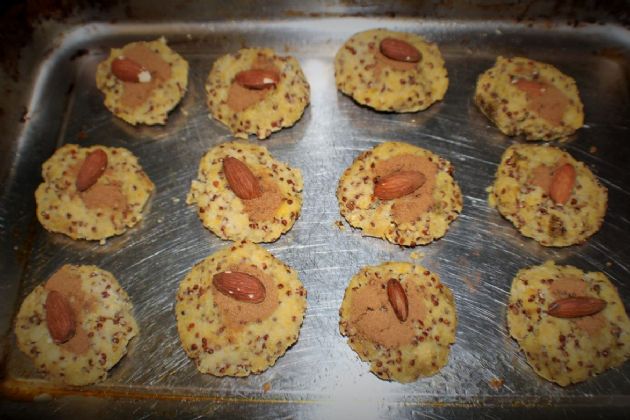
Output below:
[2,16,630,418]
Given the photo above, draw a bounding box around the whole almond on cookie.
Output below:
[379,38,422,63]
[76,148,108,192]
[547,296,606,318]
[235,69,280,90]
[213,271,266,303]
[374,170,426,200]
[111,57,151,83]
[45,290,76,344]
[222,156,262,200]
[387,278,409,322]
[549,163,576,205]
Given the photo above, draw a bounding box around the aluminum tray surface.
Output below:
[1,17,630,417]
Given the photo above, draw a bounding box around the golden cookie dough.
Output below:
[15,264,138,386]
[187,141,303,243]
[205,48,310,139]
[96,37,189,126]
[176,241,307,377]
[488,144,607,247]
[507,261,630,386]
[475,56,584,141]
[339,262,457,383]
[334,29,448,112]
[337,141,462,246]
[35,144,154,242]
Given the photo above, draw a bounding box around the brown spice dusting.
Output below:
[212,263,279,329]
[549,276,587,299]
[120,44,172,109]
[515,79,569,126]
[374,154,438,224]
[242,176,282,223]
[81,183,128,211]
[44,266,92,355]
[348,275,427,349]
[574,313,606,336]
[227,57,280,112]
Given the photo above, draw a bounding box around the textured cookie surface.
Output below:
[176,241,307,376]
[507,261,630,386]
[488,144,606,247]
[187,141,303,243]
[35,144,154,241]
[15,265,138,386]
[337,141,462,246]
[205,48,310,139]
[339,262,457,383]
[96,37,188,125]
[334,29,448,112]
[475,56,583,141]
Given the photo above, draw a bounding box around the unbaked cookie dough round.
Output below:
[205,48,310,139]
[474,56,584,141]
[35,144,154,242]
[96,37,189,126]
[334,29,448,112]
[488,144,607,247]
[176,241,307,377]
[507,260,630,386]
[339,262,457,383]
[337,141,462,246]
[187,141,303,243]
[15,264,138,386]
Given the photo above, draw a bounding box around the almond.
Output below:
[547,297,606,318]
[45,290,76,344]
[515,79,547,98]
[76,148,108,192]
[549,163,576,205]
[235,69,280,90]
[222,156,262,200]
[212,271,266,303]
[374,171,426,200]
[387,278,409,322]
[111,57,151,83]
[379,38,422,63]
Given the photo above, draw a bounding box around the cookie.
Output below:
[187,141,303,243]
[488,144,607,247]
[35,144,154,242]
[337,141,462,246]
[339,262,457,383]
[205,48,310,139]
[176,241,307,376]
[14,265,138,386]
[96,37,188,126]
[507,260,630,386]
[334,29,448,112]
[474,56,584,141]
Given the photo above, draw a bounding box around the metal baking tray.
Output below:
[2,3,630,418]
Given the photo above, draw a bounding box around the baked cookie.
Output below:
[187,141,303,243]
[96,37,188,126]
[507,260,630,386]
[488,144,607,247]
[474,56,584,141]
[334,29,448,112]
[15,264,138,386]
[176,241,307,376]
[337,141,462,246]
[35,144,154,242]
[205,48,310,139]
[339,262,457,383]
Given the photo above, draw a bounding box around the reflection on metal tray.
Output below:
[1,11,630,419]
